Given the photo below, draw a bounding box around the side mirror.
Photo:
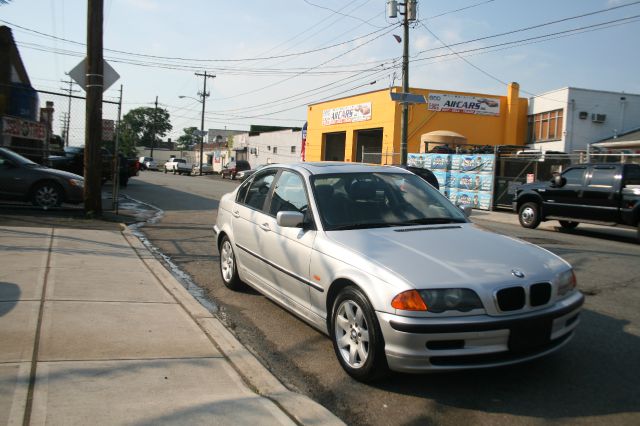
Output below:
[459,204,473,218]
[552,175,565,187]
[277,211,305,228]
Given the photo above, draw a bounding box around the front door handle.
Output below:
[259,223,271,232]
[232,210,240,218]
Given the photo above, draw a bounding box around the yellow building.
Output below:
[305,82,528,164]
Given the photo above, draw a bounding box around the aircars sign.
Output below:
[427,93,500,116]
[322,102,372,126]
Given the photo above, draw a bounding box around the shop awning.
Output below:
[420,130,468,145]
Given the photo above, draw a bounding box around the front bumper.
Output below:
[377,291,584,373]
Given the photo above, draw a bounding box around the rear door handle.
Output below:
[259,223,271,232]
[232,210,240,218]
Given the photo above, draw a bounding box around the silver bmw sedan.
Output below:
[213,162,583,382]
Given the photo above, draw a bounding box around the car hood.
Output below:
[324,223,567,288]
[39,166,84,180]
[518,182,548,191]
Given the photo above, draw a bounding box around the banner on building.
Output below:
[1,116,46,141]
[322,102,372,126]
[407,153,496,211]
[427,93,500,116]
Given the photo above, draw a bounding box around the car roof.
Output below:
[265,161,413,177]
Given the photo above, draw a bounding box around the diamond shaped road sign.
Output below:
[68,58,120,92]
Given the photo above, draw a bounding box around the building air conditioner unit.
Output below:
[591,113,606,123]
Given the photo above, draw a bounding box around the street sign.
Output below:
[389,92,427,104]
[68,58,120,92]
[102,119,115,141]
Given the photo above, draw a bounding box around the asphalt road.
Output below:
[122,171,640,426]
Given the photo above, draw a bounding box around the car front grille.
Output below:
[530,282,552,306]
[496,287,525,311]
[496,282,552,312]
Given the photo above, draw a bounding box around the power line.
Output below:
[414,0,640,57]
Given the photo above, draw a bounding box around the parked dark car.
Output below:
[0,147,84,209]
[399,165,439,190]
[48,146,113,183]
[514,163,640,241]
[221,160,251,180]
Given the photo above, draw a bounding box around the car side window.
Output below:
[236,178,251,203]
[623,166,640,186]
[562,168,586,186]
[588,167,617,187]
[244,170,277,211]
[269,170,308,216]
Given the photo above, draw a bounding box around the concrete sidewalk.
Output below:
[0,225,343,426]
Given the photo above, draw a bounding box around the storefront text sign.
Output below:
[2,116,46,141]
[322,102,372,126]
[427,93,500,116]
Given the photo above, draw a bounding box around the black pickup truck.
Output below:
[513,163,640,240]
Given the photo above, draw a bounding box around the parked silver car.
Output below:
[213,162,583,381]
[0,147,84,209]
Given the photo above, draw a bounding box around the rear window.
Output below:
[588,167,618,187]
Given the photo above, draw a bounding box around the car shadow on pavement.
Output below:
[377,308,639,420]
[0,282,20,316]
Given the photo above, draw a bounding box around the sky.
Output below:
[2,0,640,144]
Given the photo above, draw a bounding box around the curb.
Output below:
[121,228,345,426]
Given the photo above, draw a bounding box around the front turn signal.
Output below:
[391,290,428,311]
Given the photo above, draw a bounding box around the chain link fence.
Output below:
[36,89,120,154]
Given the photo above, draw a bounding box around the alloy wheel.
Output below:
[220,240,235,283]
[334,299,370,369]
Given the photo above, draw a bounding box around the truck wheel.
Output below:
[519,202,541,229]
[559,221,579,229]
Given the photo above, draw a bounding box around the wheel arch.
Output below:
[516,192,542,212]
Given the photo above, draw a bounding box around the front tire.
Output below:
[331,286,388,382]
[219,236,244,290]
[519,202,541,229]
[31,182,63,210]
[559,221,579,229]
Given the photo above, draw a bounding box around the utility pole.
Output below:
[195,71,215,176]
[112,84,123,213]
[61,78,79,147]
[84,0,104,216]
[389,0,417,166]
[150,95,158,158]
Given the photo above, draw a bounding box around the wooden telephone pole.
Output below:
[84,0,104,216]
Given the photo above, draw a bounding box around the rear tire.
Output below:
[331,286,389,382]
[219,236,244,290]
[518,202,541,229]
[559,221,579,229]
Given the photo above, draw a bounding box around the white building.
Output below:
[527,87,640,153]
[233,129,303,167]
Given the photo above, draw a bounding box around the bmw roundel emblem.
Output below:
[511,269,525,279]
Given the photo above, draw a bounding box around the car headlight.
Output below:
[69,178,84,188]
[391,288,483,313]
[556,269,577,296]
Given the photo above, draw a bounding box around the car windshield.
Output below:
[311,172,467,231]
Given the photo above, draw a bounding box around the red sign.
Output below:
[2,116,46,141]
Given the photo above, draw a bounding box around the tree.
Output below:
[120,106,172,154]
[176,127,200,151]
